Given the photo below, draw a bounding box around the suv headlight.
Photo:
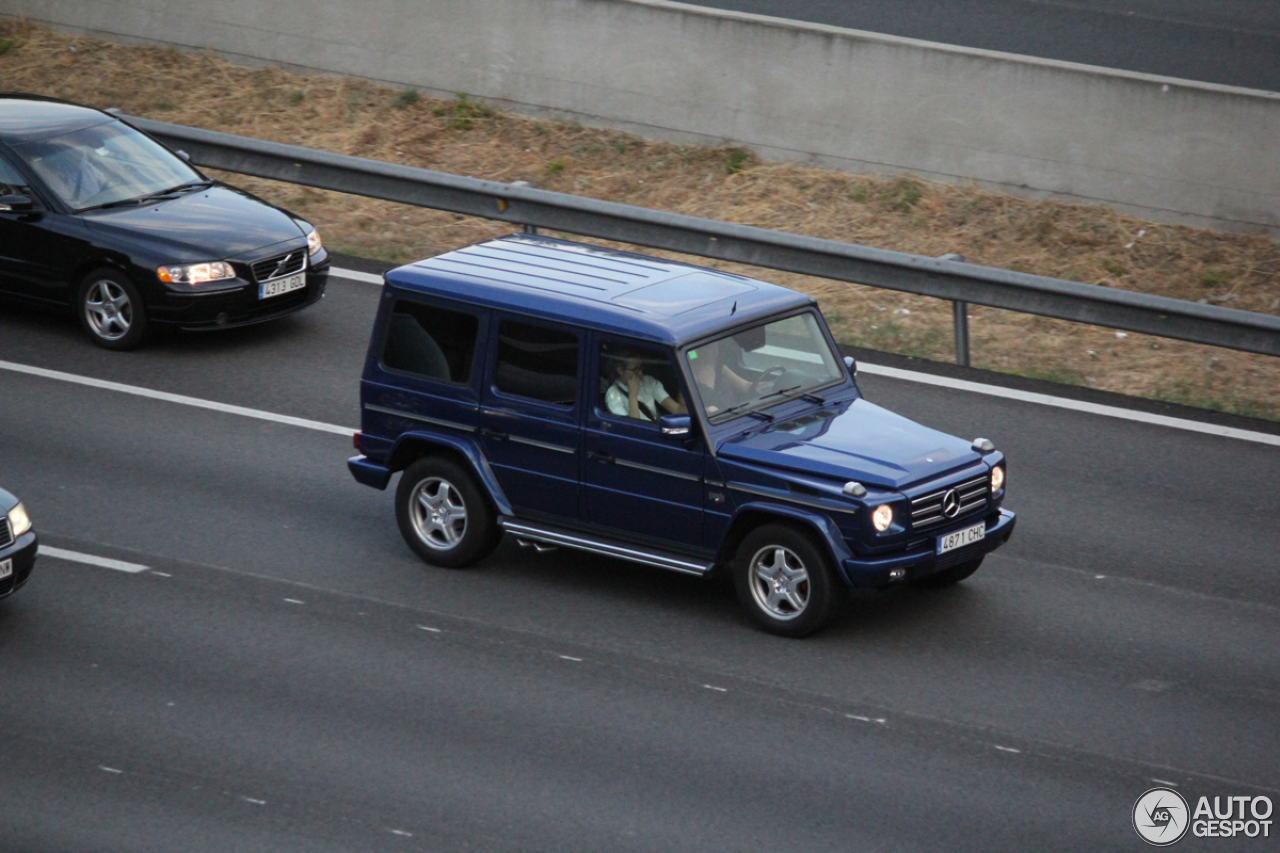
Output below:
[7,502,32,537]
[872,504,893,532]
[991,464,1005,493]
[157,261,236,284]
[306,229,323,256]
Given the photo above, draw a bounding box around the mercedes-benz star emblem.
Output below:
[941,489,961,518]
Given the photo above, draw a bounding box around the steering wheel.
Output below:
[749,365,788,395]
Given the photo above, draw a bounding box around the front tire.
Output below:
[395,457,499,568]
[78,269,149,350]
[734,524,842,637]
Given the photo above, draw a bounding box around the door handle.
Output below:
[480,428,509,440]
[587,450,615,464]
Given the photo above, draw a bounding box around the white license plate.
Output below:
[937,521,986,555]
[258,271,306,300]
[0,558,11,580]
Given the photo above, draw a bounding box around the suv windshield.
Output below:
[686,311,845,423]
[14,120,203,211]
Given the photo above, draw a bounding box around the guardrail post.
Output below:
[953,300,970,367]
[937,254,970,367]
[523,224,538,235]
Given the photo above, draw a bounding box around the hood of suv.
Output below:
[83,184,306,260]
[717,398,981,488]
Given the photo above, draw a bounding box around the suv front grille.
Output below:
[911,475,989,531]
[251,249,307,283]
[0,518,12,548]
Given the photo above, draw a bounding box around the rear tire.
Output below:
[78,268,149,350]
[395,456,500,568]
[734,524,842,638]
[913,556,984,588]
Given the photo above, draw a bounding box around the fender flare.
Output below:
[719,500,855,584]
[387,429,513,517]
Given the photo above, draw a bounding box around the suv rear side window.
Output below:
[494,320,579,406]
[381,300,479,383]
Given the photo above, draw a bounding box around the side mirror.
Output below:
[0,194,34,212]
[659,413,692,438]
[175,149,192,162]
[843,355,857,376]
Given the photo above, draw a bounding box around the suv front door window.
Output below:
[583,338,704,548]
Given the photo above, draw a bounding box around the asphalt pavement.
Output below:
[1,271,1277,851]
[687,0,1280,92]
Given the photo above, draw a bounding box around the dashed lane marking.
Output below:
[40,546,149,574]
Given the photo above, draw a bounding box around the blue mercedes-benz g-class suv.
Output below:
[349,235,1015,636]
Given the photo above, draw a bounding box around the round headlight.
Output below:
[872,504,893,532]
[991,464,1005,492]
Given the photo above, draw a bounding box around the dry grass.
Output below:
[4,19,1279,419]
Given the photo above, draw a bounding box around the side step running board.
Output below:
[499,518,714,577]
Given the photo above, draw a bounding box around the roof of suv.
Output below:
[384,235,813,344]
[0,95,115,144]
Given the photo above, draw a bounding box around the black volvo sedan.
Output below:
[0,94,328,349]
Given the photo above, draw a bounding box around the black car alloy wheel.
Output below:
[78,268,149,350]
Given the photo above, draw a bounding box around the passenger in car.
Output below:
[604,348,686,421]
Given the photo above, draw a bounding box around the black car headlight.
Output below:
[157,262,236,284]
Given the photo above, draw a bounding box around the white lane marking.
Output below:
[389,829,414,837]
[241,797,267,805]
[703,684,728,692]
[99,766,124,774]
[0,360,355,436]
[332,266,384,285]
[858,363,1280,447]
[846,714,887,724]
[152,571,172,577]
[994,745,1022,753]
[559,655,583,662]
[1152,778,1179,786]
[417,625,441,633]
[283,598,305,605]
[40,546,149,574]
[4,353,1277,447]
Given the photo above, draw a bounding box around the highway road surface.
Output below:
[1,265,1278,851]
[688,0,1280,92]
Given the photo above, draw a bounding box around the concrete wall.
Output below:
[6,0,1278,235]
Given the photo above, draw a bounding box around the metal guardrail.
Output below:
[127,115,1280,361]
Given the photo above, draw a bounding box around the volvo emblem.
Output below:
[941,488,961,518]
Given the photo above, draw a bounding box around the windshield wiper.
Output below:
[134,180,213,202]
[711,402,773,423]
[799,392,827,404]
[758,384,804,401]
[77,196,151,211]
[77,181,212,213]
